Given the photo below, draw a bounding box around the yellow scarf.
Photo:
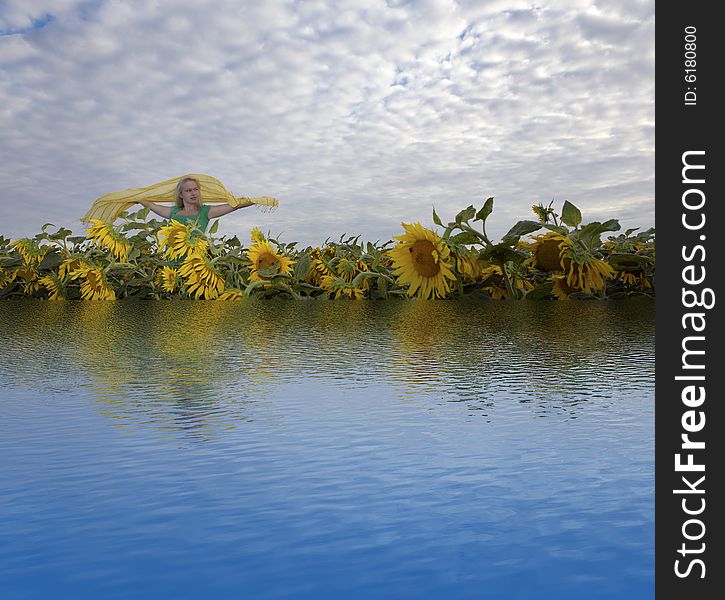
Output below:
[82,174,279,223]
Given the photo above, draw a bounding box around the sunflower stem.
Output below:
[501,262,516,299]
[458,222,491,247]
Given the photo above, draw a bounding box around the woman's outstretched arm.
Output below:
[208,200,253,219]
[140,200,171,219]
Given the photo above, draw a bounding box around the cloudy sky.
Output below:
[1,0,654,247]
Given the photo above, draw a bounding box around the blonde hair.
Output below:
[175,176,203,208]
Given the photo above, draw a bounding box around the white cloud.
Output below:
[0,0,654,246]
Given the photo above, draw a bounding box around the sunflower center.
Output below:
[86,270,102,287]
[409,240,440,277]
[255,252,279,278]
[535,239,563,272]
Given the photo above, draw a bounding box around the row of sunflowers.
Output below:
[0,199,654,301]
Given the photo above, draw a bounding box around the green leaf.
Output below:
[481,243,526,265]
[450,231,480,245]
[270,272,293,281]
[294,252,311,280]
[351,270,388,289]
[120,222,145,232]
[501,220,542,244]
[455,205,476,224]
[126,286,150,300]
[0,255,22,267]
[377,275,388,298]
[268,282,298,298]
[567,291,598,300]
[432,207,443,226]
[475,197,494,222]
[107,263,137,275]
[541,224,569,235]
[577,219,621,249]
[49,227,73,240]
[525,281,554,300]
[607,253,651,271]
[560,200,582,228]
[244,281,266,297]
[0,282,20,298]
[209,219,219,235]
[607,291,629,300]
[38,250,64,270]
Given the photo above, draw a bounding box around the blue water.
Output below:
[0,299,654,599]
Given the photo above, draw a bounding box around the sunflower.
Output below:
[218,288,245,300]
[158,266,180,293]
[0,267,18,289]
[617,271,652,290]
[59,257,89,279]
[466,257,492,282]
[13,267,41,294]
[531,203,555,224]
[86,220,131,262]
[74,266,116,300]
[10,239,48,266]
[306,248,335,286]
[336,257,356,282]
[336,257,371,290]
[551,275,572,300]
[617,271,638,287]
[250,227,265,243]
[178,254,225,299]
[246,240,294,283]
[320,274,366,300]
[530,232,571,272]
[479,265,508,300]
[452,250,487,283]
[560,255,614,296]
[158,221,209,261]
[387,223,456,299]
[530,232,613,296]
[478,264,534,300]
[39,273,65,300]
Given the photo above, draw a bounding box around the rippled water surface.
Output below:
[0,298,654,599]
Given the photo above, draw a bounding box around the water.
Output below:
[0,298,655,599]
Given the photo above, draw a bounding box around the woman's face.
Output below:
[180,180,200,206]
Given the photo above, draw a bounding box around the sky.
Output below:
[0,0,654,248]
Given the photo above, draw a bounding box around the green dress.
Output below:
[169,204,211,232]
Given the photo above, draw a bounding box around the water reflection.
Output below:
[0,298,655,598]
[389,297,655,418]
[0,297,655,433]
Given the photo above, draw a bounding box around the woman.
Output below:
[140,176,253,231]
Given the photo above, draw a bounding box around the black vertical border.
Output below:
[656,3,722,598]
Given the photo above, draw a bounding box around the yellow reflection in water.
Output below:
[1,297,654,432]
[389,300,458,399]
[65,301,267,440]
